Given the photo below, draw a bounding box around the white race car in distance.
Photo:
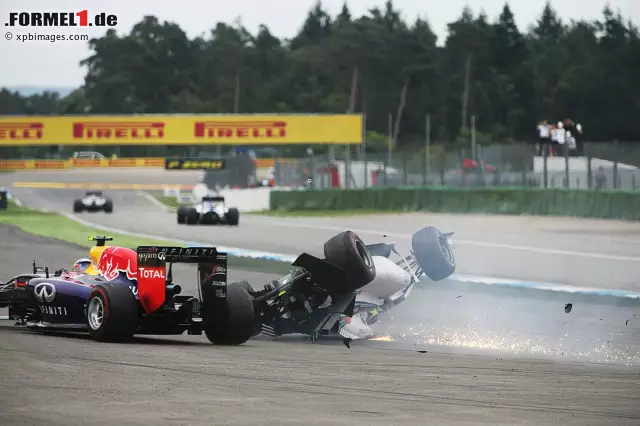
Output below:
[73,191,113,213]
[176,195,240,226]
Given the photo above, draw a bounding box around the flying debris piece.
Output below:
[626,320,629,326]
[342,338,352,349]
[456,295,462,299]
[417,350,428,353]
[564,303,573,313]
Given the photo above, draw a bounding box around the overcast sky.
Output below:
[1,0,638,88]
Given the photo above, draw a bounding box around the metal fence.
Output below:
[273,142,640,190]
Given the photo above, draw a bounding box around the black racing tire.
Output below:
[412,226,456,281]
[86,284,138,342]
[186,207,199,225]
[103,199,113,213]
[226,208,240,226]
[204,284,256,345]
[73,199,83,213]
[177,206,187,224]
[323,230,376,292]
[229,281,261,337]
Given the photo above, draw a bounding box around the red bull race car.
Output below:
[0,236,255,345]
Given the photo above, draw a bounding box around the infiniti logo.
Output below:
[34,282,56,303]
[158,252,166,261]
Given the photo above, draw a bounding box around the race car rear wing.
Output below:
[136,246,228,314]
[201,196,224,202]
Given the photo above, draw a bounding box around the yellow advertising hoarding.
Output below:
[0,114,363,146]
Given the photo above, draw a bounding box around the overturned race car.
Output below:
[177,195,240,226]
[0,236,255,345]
[237,226,455,343]
[73,191,113,213]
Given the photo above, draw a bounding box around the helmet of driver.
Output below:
[73,258,92,273]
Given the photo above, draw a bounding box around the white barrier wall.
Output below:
[218,187,272,212]
[166,185,294,212]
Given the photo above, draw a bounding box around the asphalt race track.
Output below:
[1,170,640,424]
[1,228,640,425]
[4,170,640,290]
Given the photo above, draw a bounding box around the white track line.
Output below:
[243,219,640,263]
[136,191,176,212]
[9,193,640,299]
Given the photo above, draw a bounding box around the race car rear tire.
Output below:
[186,208,199,225]
[177,206,187,224]
[87,284,138,342]
[204,284,255,345]
[229,281,261,337]
[73,200,83,213]
[104,199,113,213]
[227,208,240,226]
[323,230,376,292]
[412,226,456,281]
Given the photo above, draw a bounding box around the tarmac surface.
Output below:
[4,169,640,290]
[1,170,640,424]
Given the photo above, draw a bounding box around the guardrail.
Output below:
[0,158,277,170]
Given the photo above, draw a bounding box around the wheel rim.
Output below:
[439,236,454,263]
[87,297,104,330]
[355,239,373,268]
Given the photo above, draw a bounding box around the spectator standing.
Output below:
[537,120,551,156]
[551,121,565,156]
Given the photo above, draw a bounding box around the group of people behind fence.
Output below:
[537,119,584,157]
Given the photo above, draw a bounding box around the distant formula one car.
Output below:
[239,226,455,343]
[176,195,239,226]
[0,236,256,345]
[73,191,113,213]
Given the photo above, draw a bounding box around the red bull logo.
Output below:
[96,247,138,281]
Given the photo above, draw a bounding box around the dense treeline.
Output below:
[1,1,639,155]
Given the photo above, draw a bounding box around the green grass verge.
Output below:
[248,209,404,217]
[0,202,292,275]
[156,196,184,208]
[0,202,185,249]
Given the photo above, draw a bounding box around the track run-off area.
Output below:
[1,169,639,425]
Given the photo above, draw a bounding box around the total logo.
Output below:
[139,268,165,279]
[34,282,56,303]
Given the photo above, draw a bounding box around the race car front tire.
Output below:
[324,230,376,292]
[203,284,256,345]
[412,226,455,281]
[103,199,113,213]
[73,200,83,213]
[226,208,240,226]
[86,284,138,342]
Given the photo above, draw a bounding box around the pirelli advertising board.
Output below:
[0,114,363,146]
[165,158,225,170]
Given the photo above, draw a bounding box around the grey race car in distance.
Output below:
[73,191,113,213]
